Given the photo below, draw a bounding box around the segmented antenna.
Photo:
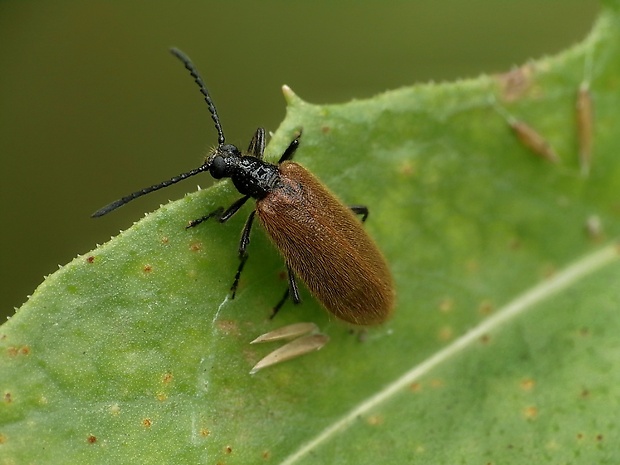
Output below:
[91,48,225,218]
[91,164,209,217]
[170,47,225,145]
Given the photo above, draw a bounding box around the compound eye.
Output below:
[210,155,227,179]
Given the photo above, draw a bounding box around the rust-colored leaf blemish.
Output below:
[596,434,604,442]
[87,434,97,444]
[86,255,95,264]
[520,378,535,391]
[577,433,584,440]
[480,334,491,344]
[225,445,233,454]
[161,236,169,244]
[321,125,331,134]
[0,433,6,444]
[6,345,30,357]
[523,406,538,419]
[200,428,210,437]
[162,372,173,384]
[409,382,422,393]
[142,418,152,428]
[216,319,240,336]
[581,388,590,398]
[156,393,167,402]
[190,242,203,252]
[143,264,153,273]
[4,392,13,404]
[399,160,416,177]
[478,300,494,316]
[262,450,271,460]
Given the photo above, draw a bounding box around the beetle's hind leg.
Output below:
[271,265,301,319]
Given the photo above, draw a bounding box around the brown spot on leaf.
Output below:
[87,434,97,444]
[142,418,152,428]
[216,319,240,336]
[409,382,422,393]
[524,406,538,419]
[143,264,153,273]
[86,256,95,264]
[399,161,416,177]
[478,300,494,316]
[520,379,535,391]
[190,242,202,252]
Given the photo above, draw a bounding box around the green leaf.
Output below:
[2,5,620,464]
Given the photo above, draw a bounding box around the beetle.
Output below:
[93,48,395,326]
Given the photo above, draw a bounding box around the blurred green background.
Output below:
[0,1,598,318]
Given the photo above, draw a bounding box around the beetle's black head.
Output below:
[207,144,243,179]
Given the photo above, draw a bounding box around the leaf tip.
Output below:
[282,85,303,106]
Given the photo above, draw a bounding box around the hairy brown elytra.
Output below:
[92,48,395,326]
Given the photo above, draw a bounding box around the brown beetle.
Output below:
[93,48,394,326]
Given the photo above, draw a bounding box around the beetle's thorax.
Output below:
[207,145,281,199]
